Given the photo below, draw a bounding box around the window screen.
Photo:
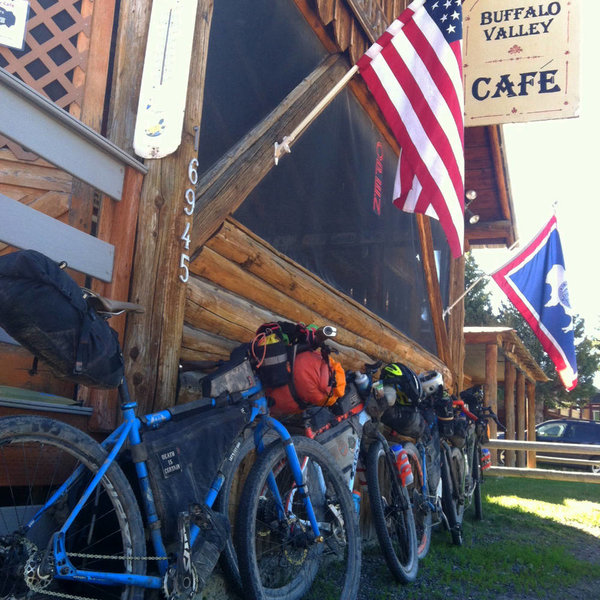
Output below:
[197,0,327,175]
[235,89,439,354]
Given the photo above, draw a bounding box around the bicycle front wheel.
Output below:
[216,430,280,595]
[235,436,361,600]
[0,415,146,600]
[402,442,432,560]
[366,439,418,583]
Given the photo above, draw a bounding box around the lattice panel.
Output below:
[0,0,92,114]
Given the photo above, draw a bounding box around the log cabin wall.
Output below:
[0,1,118,399]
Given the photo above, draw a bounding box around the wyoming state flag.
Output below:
[491,216,577,391]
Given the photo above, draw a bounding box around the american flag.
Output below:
[357,0,464,258]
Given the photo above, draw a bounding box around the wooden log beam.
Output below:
[516,369,526,468]
[504,360,516,467]
[180,325,237,363]
[203,220,450,380]
[526,380,537,468]
[190,54,349,254]
[190,245,406,368]
[185,275,378,372]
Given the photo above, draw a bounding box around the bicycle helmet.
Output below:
[418,370,443,397]
[380,362,422,405]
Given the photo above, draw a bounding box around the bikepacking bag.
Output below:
[201,356,256,398]
[252,321,346,416]
[142,402,251,545]
[0,249,124,388]
[381,404,427,440]
[312,407,366,486]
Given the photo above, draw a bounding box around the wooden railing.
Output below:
[485,439,600,484]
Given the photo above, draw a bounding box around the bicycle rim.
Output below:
[366,440,418,583]
[0,416,145,600]
[236,436,361,600]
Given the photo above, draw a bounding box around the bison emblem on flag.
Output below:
[491,215,577,391]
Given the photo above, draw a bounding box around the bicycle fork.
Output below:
[259,418,323,542]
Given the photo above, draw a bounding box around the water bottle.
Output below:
[390,444,414,487]
[481,447,492,470]
[352,490,362,517]
[354,372,369,394]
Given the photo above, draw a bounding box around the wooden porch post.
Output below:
[527,380,537,468]
[504,360,516,467]
[107,0,215,414]
[516,369,526,467]
[485,342,498,459]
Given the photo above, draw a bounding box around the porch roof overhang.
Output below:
[464,326,548,385]
[464,125,518,250]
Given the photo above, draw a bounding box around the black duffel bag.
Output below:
[0,249,124,388]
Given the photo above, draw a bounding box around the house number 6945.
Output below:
[179,157,198,283]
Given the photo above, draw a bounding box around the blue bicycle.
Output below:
[0,306,361,600]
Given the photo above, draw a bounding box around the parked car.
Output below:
[534,419,600,473]
[499,419,600,472]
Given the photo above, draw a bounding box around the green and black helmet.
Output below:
[381,362,422,406]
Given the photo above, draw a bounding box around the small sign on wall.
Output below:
[463,0,580,126]
[0,0,28,50]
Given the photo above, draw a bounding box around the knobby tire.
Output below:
[0,415,146,600]
[235,435,361,600]
[365,439,418,583]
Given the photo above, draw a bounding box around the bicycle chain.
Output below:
[24,552,169,600]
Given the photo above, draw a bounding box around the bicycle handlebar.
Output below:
[452,399,506,431]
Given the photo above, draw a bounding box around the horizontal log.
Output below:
[205,220,450,380]
[190,246,395,364]
[466,219,512,239]
[181,325,237,362]
[184,275,376,372]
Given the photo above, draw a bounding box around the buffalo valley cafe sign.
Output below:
[463,0,580,125]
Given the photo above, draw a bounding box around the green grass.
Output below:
[358,476,600,600]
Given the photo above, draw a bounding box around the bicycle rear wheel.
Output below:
[235,436,361,600]
[366,439,418,583]
[0,416,146,600]
[402,442,432,560]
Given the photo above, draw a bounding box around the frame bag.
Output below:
[0,250,124,388]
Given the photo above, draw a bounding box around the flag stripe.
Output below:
[357,0,465,258]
